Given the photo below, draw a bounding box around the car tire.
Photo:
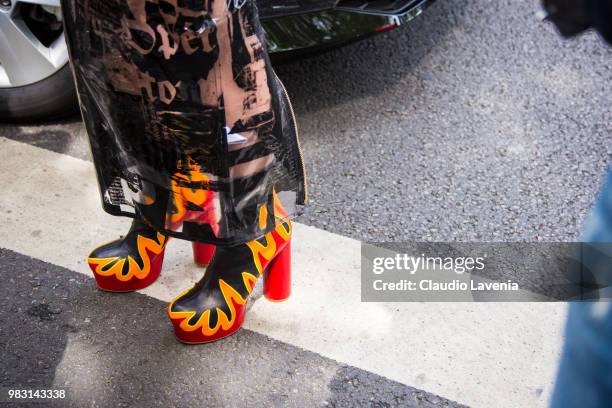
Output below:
[0,63,78,123]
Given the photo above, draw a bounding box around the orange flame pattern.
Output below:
[168,159,219,235]
[170,161,213,223]
[88,232,167,282]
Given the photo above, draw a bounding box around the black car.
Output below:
[0,0,434,121]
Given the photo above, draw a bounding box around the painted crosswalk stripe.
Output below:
[0,136,567,408]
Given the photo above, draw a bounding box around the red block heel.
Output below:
[192,242,215,266]
[263,240,291,302]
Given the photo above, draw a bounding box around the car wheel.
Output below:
[0,0,77,122]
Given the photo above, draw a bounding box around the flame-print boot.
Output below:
[168,219,292,344]
[87,218,169,292]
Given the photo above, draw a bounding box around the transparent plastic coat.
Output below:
[60,0,307,246]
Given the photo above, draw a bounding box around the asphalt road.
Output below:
[0,0,610,407]
[1,248,463,408]
[280,0,611,242]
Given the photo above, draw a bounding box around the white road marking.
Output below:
[0,137,566,408]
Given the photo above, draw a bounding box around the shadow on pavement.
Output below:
[0,248,463,408]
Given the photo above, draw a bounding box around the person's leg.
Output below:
[168,194,292,343]
[87,165,217,292]
[551,170,612,407]
[162,2,296,343]
[551,303,612,407]
[61,0,301,341]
